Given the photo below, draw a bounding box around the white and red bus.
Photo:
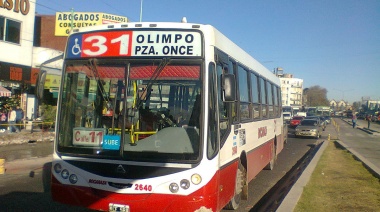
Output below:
[49,22,286,211]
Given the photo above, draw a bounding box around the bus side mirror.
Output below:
[222,74,236,102]
[36,70,47,100]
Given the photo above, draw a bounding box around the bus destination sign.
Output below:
[66,30,202,58]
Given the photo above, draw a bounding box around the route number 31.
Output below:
[81,31,132,57]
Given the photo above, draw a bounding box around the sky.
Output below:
[35,0,380,104]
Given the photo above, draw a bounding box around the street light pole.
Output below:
[140,0,143,22]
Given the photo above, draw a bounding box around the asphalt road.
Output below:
[0,141,53,162]
[0,125,325,211]
[223,126,322,212]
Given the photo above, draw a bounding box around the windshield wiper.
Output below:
[134,58,171,110]
[120,59,171,147]
[88,59,112,105]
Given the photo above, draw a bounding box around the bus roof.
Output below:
[68,22,279,84]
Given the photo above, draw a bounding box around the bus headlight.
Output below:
[180,179,190,189]
[191,174,202,185]
[53,163,62,173]
[61,169,69,179]
[169,183,179,193]
[69,174,78,184]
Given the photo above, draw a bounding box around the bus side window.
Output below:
[230,61,238,123]
[216,64,230,143]
[251,73,260,119]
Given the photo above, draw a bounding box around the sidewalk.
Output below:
[0,130,55,146]
[342,117,380,135]
[277,118,380,211]
[334,117,380,178]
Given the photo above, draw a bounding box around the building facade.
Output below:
[329,99,349,111]
[275,68,303,108]
[0,0,36,94]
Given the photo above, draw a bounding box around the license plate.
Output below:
[109,203,130,212]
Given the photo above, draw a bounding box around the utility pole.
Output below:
[71,8,74,31]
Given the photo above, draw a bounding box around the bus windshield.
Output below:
[57,58,202,162]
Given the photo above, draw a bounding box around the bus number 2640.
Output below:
[134,184,152,191]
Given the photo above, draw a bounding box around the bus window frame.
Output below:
[207,62,219,159]
[267,80,274,118]
[260,77,268,119]
[237,65,250,121]
[250,72,261,120]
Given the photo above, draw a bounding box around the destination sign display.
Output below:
[66,30,202,58]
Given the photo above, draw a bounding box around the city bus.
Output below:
[48,22,285,211]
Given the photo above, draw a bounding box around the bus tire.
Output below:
[265,144,276,170]
[224,160,245,210]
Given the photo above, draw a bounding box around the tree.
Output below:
[40,104,57,130]
[304,85,329,106]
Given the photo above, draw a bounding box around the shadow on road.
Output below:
[0,162,93,211]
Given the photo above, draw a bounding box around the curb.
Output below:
[0,158,4,174]
[276,140,329,212]
[342,119,380,135]
[357,127,380,136]
[335,140,380,179]
[278,119,380,212]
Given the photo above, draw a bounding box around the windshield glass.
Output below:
[57,59,202,162]
[300,119,318,126]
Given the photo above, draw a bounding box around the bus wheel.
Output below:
[265,145,276,170]
[224,161,246,210]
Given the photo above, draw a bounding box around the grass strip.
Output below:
[294,140,380,212]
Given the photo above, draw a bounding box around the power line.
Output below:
[32,1,61,13]
[101,1,127,17]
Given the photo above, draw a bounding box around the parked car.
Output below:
[357,113,366,119]
[371,115,378,122]
[283,112,292,123]
[290,116,304,128]
[295,119,322,139]
[346,110,353,118]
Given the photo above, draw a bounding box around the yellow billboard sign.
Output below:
[55,12,128,36]
[44,74,61,89]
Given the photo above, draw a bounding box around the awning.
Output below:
[0,86,11,97]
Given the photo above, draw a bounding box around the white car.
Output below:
[296,112,307,117]
[283,112,292,123]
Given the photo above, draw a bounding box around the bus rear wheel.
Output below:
[224,160,246,210]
